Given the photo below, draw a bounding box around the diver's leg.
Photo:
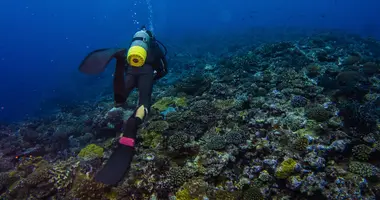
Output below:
[113,59,127,105]
[136,69,154,116]
[123,73,137,107]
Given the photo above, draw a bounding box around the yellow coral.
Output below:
[77,144,104,160]
[214,190,240,200]
[175,177,208,200]
[175,188,192,200]
[215,99,236,110]
[174,97,187,107]
[275,158,297,179]
[152,97,187,111]
[152,97,173,111]
[238,110,249,120]
[140,130,163,148]
[295,122,319,138]
[215,127,222,133]
[103,138,115,149]
[8,170,17,177]
[105,189,118,200]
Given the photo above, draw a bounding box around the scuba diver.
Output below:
[78,25,168,185]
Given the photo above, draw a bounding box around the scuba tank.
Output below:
[126,30,151,67]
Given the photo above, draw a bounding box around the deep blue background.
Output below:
[0,0,379,122]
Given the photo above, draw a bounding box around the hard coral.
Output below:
[339,101,378,135]
[362,62,379,75]
[50,158,80,194]
[140,130,163,148]
[77,144,104,161]
[225,131,245,146]
[174,97,187,107]
[275,158,298,179]
[336,71,363,87]
[232,51,258,70]
[168,133,189,151]
[293,136,309,151]
[206,135,226,150]
[166,167,188,188]
[214,190,241,200]
[306,63,322,78]
[242,187,264,200]
[348,161,379,178]
[24,161,51,186]
[323,175,374,199]
[198,151,230,178]
[0,172,11,191]
[147,120,169,132]
[175,75,211,95]
[305,105,332,122]
[214,99,237,111]
[299,172,328,196]
[341,54,361,65]
[290,95,308,108]
[175,177,209,200]
[352,144,373,161]
[304,152,326,170]
[0,157,14,172]
[373,141,380,152]
[191,99,216,114]
[152,97,187,112]
[69,173,106,199]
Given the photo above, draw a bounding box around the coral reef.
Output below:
[1,29,380,199]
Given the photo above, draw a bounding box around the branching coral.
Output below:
[49,157,80,194]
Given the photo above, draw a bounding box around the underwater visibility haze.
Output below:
[1,0,380,199]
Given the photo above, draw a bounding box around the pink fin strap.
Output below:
[119,137,135,147]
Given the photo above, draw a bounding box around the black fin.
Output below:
[79,48,126,75]
[95,145,135,185]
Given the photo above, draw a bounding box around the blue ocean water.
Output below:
[2,1,380,199]
[0,0,379,122]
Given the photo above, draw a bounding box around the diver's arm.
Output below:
[153,42,168,80]
[161,56,168,74]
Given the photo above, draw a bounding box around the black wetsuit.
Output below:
[113,39,168,111]
[93,38,168,185]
